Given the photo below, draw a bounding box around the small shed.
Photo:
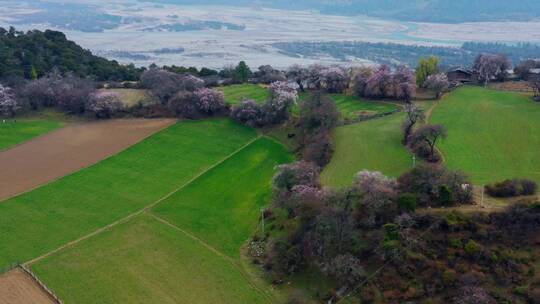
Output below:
[447,68,474,84]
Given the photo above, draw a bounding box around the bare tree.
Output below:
[402,104,425,144]
[409,124,447,162]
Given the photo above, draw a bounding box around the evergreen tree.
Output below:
[233,61,252,83]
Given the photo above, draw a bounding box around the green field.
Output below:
[219,84,270,105]
[328,94,399,120]
[430,86,540,184]
[153,137,293,258]
[0,111,65,151]
[27,133,292,303]
[294,93,399,121]
[0,119,257,269]
[321,113,412,188]
[32,214,268,304]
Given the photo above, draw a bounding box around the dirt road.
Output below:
[0,119,175,202]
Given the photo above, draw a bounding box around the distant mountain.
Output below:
[145,0,540,23]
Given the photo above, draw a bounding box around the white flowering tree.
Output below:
[0,84,20,117]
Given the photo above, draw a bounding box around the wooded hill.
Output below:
[0,27,142,81]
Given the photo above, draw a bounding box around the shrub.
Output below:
[303,130,333,167]
[167,88,225,118]
[20,72,96,114]
[486,179,538,198]
[141,68,204,102]
[230,100,264,127]
[464,240,482,256]
[324,254,366,287]
[272,161,320,193]
[298,93,339,135]
[193,88,226,116]
[86,91,124,119]
[398,193,418,211]
[398,164,472,207]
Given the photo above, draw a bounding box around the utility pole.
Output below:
[260,208,265,234]
[481,185,485,207]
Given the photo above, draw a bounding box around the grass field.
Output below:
[293,93,399,121]
[321,113,412,188]
[0,119,257,270]
[430,86,540,184]
[102,88,151,107]
[32,214,268,304]
[27,136,292,303]
[0,111,65,151]
[328,94,399,120]
[219,84,269,105]
[153,137,293,258]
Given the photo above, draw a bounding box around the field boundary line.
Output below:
[0,118,177,203]
[24,135,261,266]
[148,213,274,304]
[18,264,63,304]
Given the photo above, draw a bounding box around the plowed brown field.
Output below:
[0,268,55,304]
[0,119,175,202]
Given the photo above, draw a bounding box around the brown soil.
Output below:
[0,119,175,202]
[0,268,55,304]
[488,81,535,93]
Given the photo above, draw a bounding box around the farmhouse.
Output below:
[447,68,474,84]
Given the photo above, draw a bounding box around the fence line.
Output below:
[19,264,63,304]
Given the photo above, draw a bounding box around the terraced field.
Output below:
[430,86,540,184]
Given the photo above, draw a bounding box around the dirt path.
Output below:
[0,119,175,202]
[0,268,55,304]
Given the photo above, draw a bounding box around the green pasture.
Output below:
[430,86,540,184]
[219,84,270,105]
[32,214,268,304]
[321,113,412,188]
[153,137,293,258]
[0,119,256,269]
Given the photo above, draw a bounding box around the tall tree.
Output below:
[416,56,440,87]
[473,54,511,85]
[233,61,252,83]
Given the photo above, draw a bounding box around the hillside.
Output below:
[0,28,142,81]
